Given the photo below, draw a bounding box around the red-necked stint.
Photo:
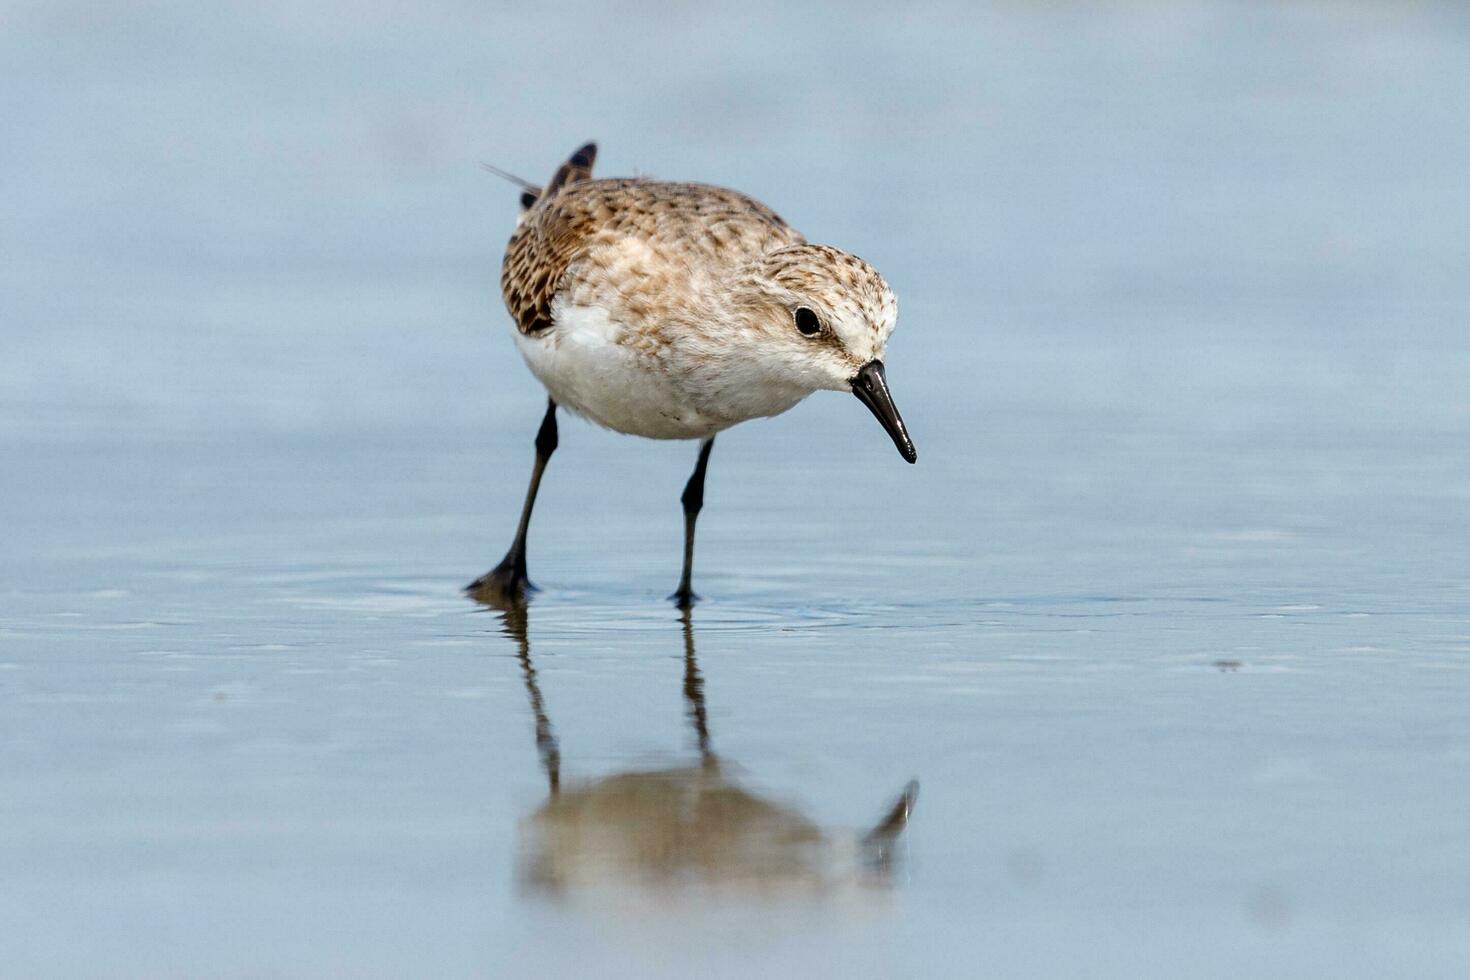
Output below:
[469,143,915,608]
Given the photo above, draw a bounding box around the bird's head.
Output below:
[726,244,915,463]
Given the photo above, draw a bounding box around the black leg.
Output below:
[467,398,557,604]
[669,437,715,609]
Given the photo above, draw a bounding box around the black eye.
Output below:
[794,306,822,336]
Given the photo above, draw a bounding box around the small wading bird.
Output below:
[470,143,915,607]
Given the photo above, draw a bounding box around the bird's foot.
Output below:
[466,555,536,609]
[668,585,700,610]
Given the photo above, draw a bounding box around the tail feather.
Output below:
[492,143,596,216]
[542,141,597,200]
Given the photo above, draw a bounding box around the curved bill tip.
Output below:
[851,360,917,463]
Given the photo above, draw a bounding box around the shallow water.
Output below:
[5,2,1470,977]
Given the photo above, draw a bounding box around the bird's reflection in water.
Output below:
[492,602,917,899]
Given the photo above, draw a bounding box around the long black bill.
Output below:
[851,360,917,463]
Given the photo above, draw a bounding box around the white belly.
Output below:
[512,303,727,440]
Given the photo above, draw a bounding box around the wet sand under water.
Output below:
[4,404,1470,977]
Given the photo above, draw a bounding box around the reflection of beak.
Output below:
[851,360,917,463]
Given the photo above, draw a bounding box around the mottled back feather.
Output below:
[502,143,801,336]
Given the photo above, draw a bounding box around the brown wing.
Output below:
[502,143,598,335]
[501,148,799,335]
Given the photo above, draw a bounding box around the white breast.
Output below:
[512,303,725,440]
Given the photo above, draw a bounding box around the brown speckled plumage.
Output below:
[496,142,902,442]
[502,153,802,337]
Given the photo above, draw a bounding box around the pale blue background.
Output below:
[4,2,1470,977]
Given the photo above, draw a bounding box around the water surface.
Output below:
[4,2,1470,976]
